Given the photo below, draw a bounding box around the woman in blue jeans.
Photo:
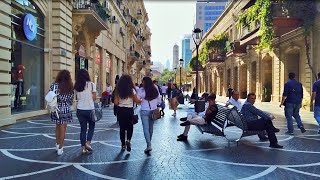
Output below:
[137,77,161,153]
[74,69,97,154]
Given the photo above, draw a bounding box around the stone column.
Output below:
[101,50,107,92]
[0,0,15,126]
[272,48,281,102]
[110,54,117,88]
[52,0,73,79]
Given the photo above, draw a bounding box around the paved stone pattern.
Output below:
[1,99,320,180]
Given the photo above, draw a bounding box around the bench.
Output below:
[226,107,265,145]
[194,103,265,146]
[195,103,234,137]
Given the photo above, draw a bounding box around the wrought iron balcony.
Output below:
[73,0,110,22]
[206,53,226,63]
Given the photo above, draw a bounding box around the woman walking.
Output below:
[167,83,179,117]
[74,69,97,154]
[114,75,141,152]
[49,70,74,155]
[137,77,161,153]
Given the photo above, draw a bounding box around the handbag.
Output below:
[91,102,103,122]
[90,83,102,122]
[148,101,161,121]
[132,101,138,125]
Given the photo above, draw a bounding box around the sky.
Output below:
[144,1,196,68]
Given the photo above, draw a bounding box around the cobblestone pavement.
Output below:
[1,98,320,180]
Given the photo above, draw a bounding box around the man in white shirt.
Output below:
[161,84,167,101]
[225,90,242,111]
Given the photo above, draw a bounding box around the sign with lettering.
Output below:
[23,14,37,41]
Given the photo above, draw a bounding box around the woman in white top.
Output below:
[114,75,141,152]
[74,69,97,154]
[137,77,161,153]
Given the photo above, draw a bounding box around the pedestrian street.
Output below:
[0,100,320,180]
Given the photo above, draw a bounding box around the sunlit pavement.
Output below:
[0,99,320,180]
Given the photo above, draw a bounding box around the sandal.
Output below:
[85,144,93,152]
[121,145,126,151]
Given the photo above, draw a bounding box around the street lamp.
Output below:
[179,59,184,90]
[192,27,203,100]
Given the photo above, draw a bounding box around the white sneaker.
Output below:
[57,148,63,155]
[56,144,59,151]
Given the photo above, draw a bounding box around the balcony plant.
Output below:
[237,0,273,50]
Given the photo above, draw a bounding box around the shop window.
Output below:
[10,0,45,113]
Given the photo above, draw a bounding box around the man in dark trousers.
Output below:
[241,93,283,148]
[311,72,320,134]
[227,85,233,99]
[280,72,306,135]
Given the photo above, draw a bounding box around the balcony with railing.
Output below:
[239,20,260,46]
[126,15,137,33]
[271,3,303,37]
[206,52,226,64]
[226,41,246,57]
[73,0,109,30]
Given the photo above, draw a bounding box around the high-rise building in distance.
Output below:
[196,0,228,32]
[181,34,192,68]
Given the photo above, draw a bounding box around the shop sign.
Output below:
[80,57,86,69]
[78,45,86,57]
[96,47,101,64]
[106,53,111,70]
[23,13,37,41]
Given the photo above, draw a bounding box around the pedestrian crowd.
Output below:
[48,70,320,155]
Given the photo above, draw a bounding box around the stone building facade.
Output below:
[0,0,151,127]
[192,0,320,109]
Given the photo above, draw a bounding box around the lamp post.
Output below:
[192,27,203,100]
[179,59,184,90]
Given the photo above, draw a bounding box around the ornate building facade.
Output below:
[0,0,151,127]
[192,0,320,110]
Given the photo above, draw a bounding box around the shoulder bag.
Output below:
[90,82,103,122]
[148,100,161,121]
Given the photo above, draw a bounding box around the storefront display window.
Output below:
[10,0,45,113]
[95,47,102,96]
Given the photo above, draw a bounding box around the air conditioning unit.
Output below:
[110,16,118,23]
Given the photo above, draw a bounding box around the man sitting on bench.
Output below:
[177,94,218,141]
[226,91,268,141]
[241,93,283,148]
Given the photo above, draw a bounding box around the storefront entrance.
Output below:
[10,0,45,114]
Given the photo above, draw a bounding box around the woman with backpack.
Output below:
[49,70,74,155]
[114,75,141,152]
[137,77,161,153]
[74,69,97,155]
